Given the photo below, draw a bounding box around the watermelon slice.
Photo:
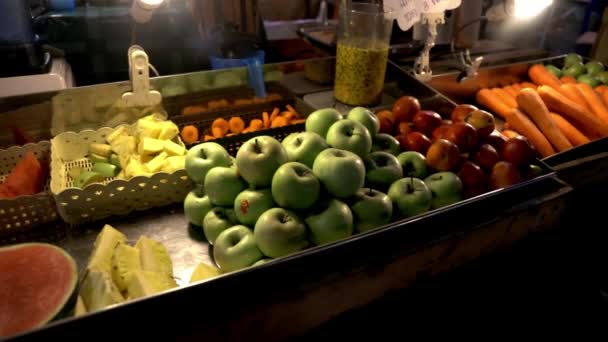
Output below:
[0,243,78,338]
[0,151,45,199]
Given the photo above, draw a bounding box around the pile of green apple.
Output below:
[546,53,608,87]
[183,107,464,272]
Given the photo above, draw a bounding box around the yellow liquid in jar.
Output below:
[334,40,389,106]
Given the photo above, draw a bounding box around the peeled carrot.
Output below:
[180,125,199,144]
[492,88,517,108]
[262,112,270,128]
[504,85,519,98]
[211,118,229,136]
[511,83,523,92]
[286,104,297,114]
[249,119,263,131]
[204,135,215,141]
[520,82,537,90]
[271,116,288,128]
[228,116,245,134]
[502,130,521,139]
[528,64,562,90]
[181,105,206,115]
[594,85,608,95]
[270,107,280,122]
[476,88,512,119]
[506,108,555,157]
[560,76,577,84]
[602,91,608,109]
[549,113,590,146]
[560,84,593,113]
[576,83,608,125]
[537,85,608,137]
[516,89,573,152]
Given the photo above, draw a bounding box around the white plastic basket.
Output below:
[50,127,193,224]
[0,142,58,235]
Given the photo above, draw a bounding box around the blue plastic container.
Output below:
[209,50,267,98]
[48,0,75,11]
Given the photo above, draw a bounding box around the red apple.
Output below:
[502,136,535,167]
[482,131,507,155]
[377,110,395,134]
[472,144,500,170]
[451,104,478,122]
[490,161,522,190]
[464,110,495,138]
[404,132,432,154]
[464,185,487,199]
[426,139,460,171]
[395,135,408,152]
[445,122,478,152]
[392,96,421,123]
[397,121,415,136]
[413,110,442,136]
[442,119,453,126]
[457,161,486,187]
[432,125,451,141]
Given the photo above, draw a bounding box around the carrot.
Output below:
[506,109,555,157]
[211,118,229,136]
[270,107,280,122]
[516,89,573,152]
[520,82,537,90]
[271,116,288,128]
[594,85,608,95]
[528,64,562,90]
[286,104,297,114]
[476,88,512,119]
[503,122,512,130]
[228,116,245,134]
[207,99,229,110]
[504,85,519,98]
[203,135,215,141]
[602,91,608,109]
[549,113,590,146]
[576,83,608,124]
[559,84,593,113]
[291,119,306,124]
[241,127,252,134]
[181,105,206,115]
[249,119,263,131]
[537,85,608,137]
[262,112,270,128]
[234,98,254,106]
[560,76,577,84]
[180,125,199,144]
[511,83,523,92]
[502,130,521,139]
[491,88,517,108]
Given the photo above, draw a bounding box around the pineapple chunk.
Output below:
[138,137,164,156]
[80,268,124,312]
[146,152,168,173]
[190,263,221,283]
[135,236,173,278]
[136,118,162,139]
[111,135,137,168]
[127,270,177,299]
[158,121,179,140]
[162,156,185,173]
[87,224,127,273]
[106,126,128,145]
[163,140,186,156]
[125,156,149,178]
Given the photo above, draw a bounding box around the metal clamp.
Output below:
[414,12,445,82]
[120,45,161,108]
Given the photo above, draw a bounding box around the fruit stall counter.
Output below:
[0,58,576,340]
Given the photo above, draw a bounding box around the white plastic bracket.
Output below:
[120,45,161,108]
[413,12,445,81]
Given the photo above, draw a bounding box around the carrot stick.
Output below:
[576,83,608,125]
[516,89,573,152]
[504,85,519,98]
[537,85,608,137]
[520,82,537,90]
[506,108,556,157]
[594,84,608,95]
[549,113,591,146]
[228,116,245,134]
[491,88,517,108]
[560,84,593,113]
[511,83,523,92]
[560,76,577,84]
[602,91,608,109]
[502,130,521,139]
[528,64,562,90]
[476,88,513,119]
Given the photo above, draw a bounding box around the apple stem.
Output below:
[254,139,261,153]
[406,176,414,194]
[367,188,374,196]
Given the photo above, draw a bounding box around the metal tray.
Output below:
[0,59,571,341]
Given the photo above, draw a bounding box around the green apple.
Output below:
[371,133,400,156]
[204,166,247,206]
[213,225,263,272]
[424,172,463,209]
[236,136,288,187]
[364,151,403,191]
[203,207,239,244]
[252,258,273,266]
[564,53,583,67]
[254,208,308,258]
[577,74,600,87]
[233,188,274,226]
[183,186,214,227]
[596,71,608,85]
[562,62,585,78]
[312,148,365,198]
[347,106,379,137]
[305,199,353,245]
[545,65,562,78]
[397,151,428,179]
[282,131,328,168]
[271,162,320,210]
[305,108,342,138]
[326,120,372,158]
[185,142,232,184]
[585,61,604,76]
[349,188,393,233]
[388,177,432,218]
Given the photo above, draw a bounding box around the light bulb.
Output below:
[513,0,553,19]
